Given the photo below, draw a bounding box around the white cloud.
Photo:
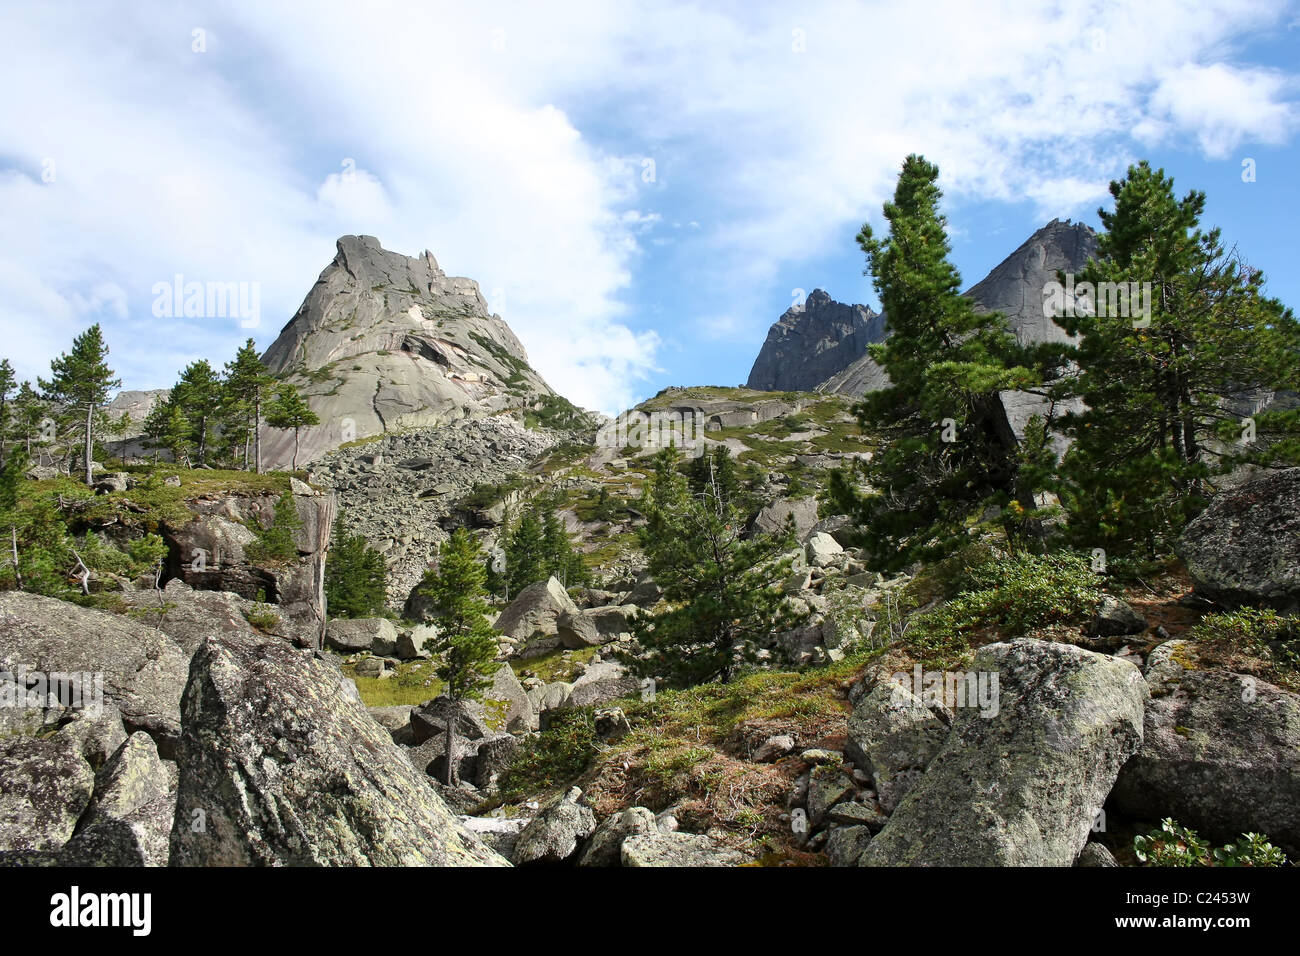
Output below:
[1151,62,1298,157]
[0,0,1296,415]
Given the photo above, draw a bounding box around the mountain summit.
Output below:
[745,289,886,392]
[747,219,1098,397]
[258,236,563,467]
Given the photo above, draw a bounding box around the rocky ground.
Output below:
[1,381,1297,868]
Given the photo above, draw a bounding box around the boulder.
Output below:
[1176,467,1300,611]
[805,532,844,568]
[807,765,856,828]
[577,807,658,867]
[325,617,399,656]
[1110,644,1300,857]
[397,624,437,660]
[566,659,640,709]
[1081,594,1147,648]
[410,696,492,745]
[117,581,312,652]
[0,592,189,757]
[861,639,1147,866]
[558,605,635,649]
[845,678,950,813]
[1076,842,1118,867]
[513,787,597,865]
[483,664,536,733]
[473,734,521,790]
[624,574,662,607]
[621,831,751,867]
[60,732,176,866]
[754,734,796,763]
[0,736,94,852]
[168,629,506,866]
[494,577,579,641]
[749,497,821,542]
[826,825,873,867]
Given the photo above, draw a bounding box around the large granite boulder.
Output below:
[512,787,597,865]
[621,831,752,867]
[325,617,399,656]
[0,592,189,756]
[1176,467,1300,612]
[0,736,94,852]
[60,732,176,867]
[845,677,950,814]
[748,496,821,542]
[861,639,1146,866]
[168,629,506,866]
[1110,641,1300,857]
[494,577,579,642]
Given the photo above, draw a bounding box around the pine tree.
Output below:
[687,445,742,512]
[422,529,499,785]
[618,448,797,688]
[143,398,193,466]
[8,383,48,459]
[169,360,225,466]
[505,507,546,595]
[224,339,275,472]
[541,507,588,587]
[39,325,121,485]
[1057,161,1300,555]
[0,359,15,465]
[0,449,70,595]
[249,491,302,563]
[325,514,388,618]
[265,383,319,471]
[829,155,1044,570]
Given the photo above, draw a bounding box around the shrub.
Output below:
[498,708,597,800]
[1186,608,1300,690]
[902,551,1101,669]
[1134,818,1287,867]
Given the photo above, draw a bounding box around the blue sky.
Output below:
[3,1,1298,415]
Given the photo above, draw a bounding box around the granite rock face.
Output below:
[749,220,1098,399]
[168,628,507,866]
[745,289,886,392]
[257,235,571,469]
[860,639,1146,867]
[1176,467,1300,612]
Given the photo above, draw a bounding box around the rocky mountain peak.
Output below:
[257,236,564,469]
[965,218,1098,347]
[745,289,886,392]
[755,219,1100,398]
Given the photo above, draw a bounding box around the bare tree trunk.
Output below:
[83,402,94,485]
[443,702,457,786]
[255,399,263,475]
[9,526,22,591]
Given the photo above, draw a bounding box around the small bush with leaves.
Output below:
[1134,818,1287,867]
[497,708,597,800]
[247,492,301,564]
[1187,608,1300,689]
[902,551,1101,669]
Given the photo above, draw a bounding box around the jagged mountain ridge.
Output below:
[257,235,566,468]
[745,290,886,392]
[747,219,1098,397]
